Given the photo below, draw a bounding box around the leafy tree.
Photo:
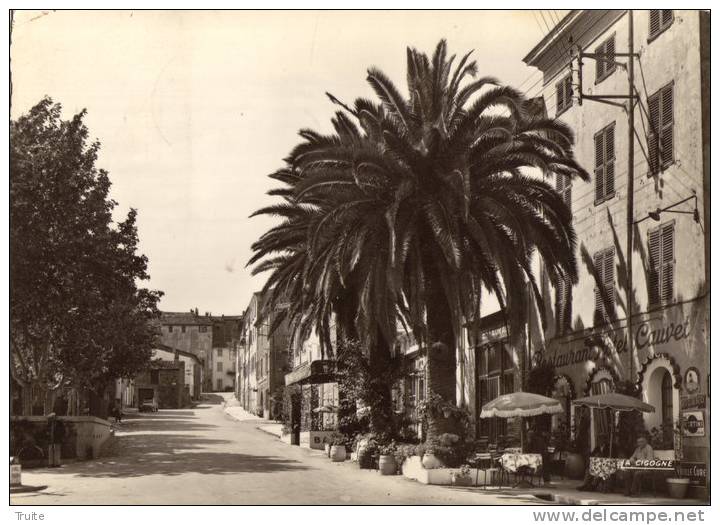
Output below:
[251,40,587,434]
[10,98,162,415]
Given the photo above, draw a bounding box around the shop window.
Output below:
[594,123,616,204]
[648,83,674,175]
[477,341,516,442]
[648,221,675,307]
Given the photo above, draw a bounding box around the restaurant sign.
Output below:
[541,299,704,369]
[617,459,675,470]
[675,462,708,487]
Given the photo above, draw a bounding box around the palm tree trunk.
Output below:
[367,326,394,436]
[424,265,458,441]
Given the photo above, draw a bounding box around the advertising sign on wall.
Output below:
[682,410,705,437]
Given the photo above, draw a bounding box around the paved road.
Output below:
[11,393,543,505]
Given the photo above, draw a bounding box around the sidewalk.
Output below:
[244,423,707,506]
[222,398,285,438]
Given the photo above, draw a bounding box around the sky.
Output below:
[10,10,560,315]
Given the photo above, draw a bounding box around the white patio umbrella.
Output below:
[480,392,564,419]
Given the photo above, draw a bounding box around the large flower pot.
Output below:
[357,448,374,469]
[422,452,442,469]
[330,445,347,462]
[666,478,690,499]
[564,452,586,479]
[379,455,397,475]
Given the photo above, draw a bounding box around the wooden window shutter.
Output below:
[648,92,661,174]
[605,37,616,75]
[661,11,674,28]
[660,85,674,166]
[594,131,606,201]
[594,251,604,318]
[605,125,615,194]
[661,223,675,303]
[556,173,572,208]
[648,227,661,306]
[556,80,565,113]
[649,10,661,38]
[564,76,573,109]
[603,248,615,312]
[595,41,604,80]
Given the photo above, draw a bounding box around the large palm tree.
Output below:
[251,40,588,437]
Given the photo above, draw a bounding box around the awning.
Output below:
[284,360,336,386]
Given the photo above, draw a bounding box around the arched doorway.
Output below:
[640,356,680,449]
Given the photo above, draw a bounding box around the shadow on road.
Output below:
[117,420,219,433]
[54,432,312,478]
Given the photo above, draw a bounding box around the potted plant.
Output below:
[451,464,473,486]
[421,442,442,469]
[330,434,348,462]
[378,441,398,475]
[356,433,378,469]
[665,422,689,498]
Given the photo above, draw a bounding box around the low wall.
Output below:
[401,456,494,486]
[10,416,113,464]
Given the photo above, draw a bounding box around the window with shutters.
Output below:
[595,34,616,84]
[556,74,573,116]
[556,173,572,209]
[649,10,673,42]
[594,123,616,204]
[593,247,615,322]
[477,342,515,442]
[555,274,572,335]
[648,83,674,175]
[647,221,675,307]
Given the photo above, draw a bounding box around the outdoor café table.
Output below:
[500,452,543,487]
[588,457,621,480]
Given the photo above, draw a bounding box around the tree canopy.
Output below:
[250,40,588,358]
[10,98,163,412]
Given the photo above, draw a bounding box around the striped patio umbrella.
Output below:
[572,392,655,413]
[480,392,564,419]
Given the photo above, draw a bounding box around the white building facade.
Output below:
[522,9,709,498]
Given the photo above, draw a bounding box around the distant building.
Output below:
[209,316,243,392]
[134,358,187,409]
[237,291,290,418]
[152,344,203,400]
[159,310,213,389]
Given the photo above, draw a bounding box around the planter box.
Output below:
[299,430,335,450]
[401,456,494,486]
[11,416,113,463]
